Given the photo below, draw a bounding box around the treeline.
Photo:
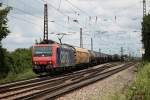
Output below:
[142,14,150,61]
[0,48,32,79]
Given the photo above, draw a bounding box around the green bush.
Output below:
[0,48,35,83]
[8,48,32,74]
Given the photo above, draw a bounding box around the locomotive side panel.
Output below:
[59,47,75,67]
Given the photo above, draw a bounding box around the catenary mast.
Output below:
[143,0,146,17]
[43,1,48,40]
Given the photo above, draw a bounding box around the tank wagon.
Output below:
[74,47,90,66]
[32,41,118,74]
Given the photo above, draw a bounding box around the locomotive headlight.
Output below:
[34,62,37,64]
[49,61,52,64]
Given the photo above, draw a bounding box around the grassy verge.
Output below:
[0,68,37,84]
[102,62,150,100]
[126,62,150,100]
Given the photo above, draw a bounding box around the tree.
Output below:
[0,4,12,78]
[0,6,11,42]
[142,14,150,61]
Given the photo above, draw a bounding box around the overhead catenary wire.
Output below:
[9,14,43,29]
[8,15,44,40]
[1,3,43,30]
[17,0,43,13]
[65,0,90,16]
[60,0,79,15]
[2,2,75,31]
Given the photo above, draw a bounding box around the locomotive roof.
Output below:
[60,44,75,51]
[39,40,59,44]
[33,43,59,47]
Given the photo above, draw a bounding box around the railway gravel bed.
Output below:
[0,62,133,100]
[57,62,137,100]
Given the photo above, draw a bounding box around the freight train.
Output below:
[32,40,119,74]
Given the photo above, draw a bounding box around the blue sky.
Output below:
[1,0,149,57]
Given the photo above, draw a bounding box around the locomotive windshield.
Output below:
[33,46,52,57]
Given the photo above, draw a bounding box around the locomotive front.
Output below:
[32,44,58,73]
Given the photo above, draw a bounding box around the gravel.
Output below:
[56,64,136,100]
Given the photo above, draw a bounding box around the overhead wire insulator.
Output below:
[89,16,91,21]
[95,16,98,23]
[73,19,78,23]
[115,16,117,22]
[68,16,70,23]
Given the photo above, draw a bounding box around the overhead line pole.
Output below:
[143,0,146,17]
[44,2,48,41]
[80,28,83,48]
[91,38,93,51]
[142,0,146,58]
[121,47,124,61]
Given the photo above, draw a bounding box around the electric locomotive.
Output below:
[32,41,75,74]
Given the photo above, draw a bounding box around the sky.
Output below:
[1,0,149,57]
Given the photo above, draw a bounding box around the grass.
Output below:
[102,62,150,100]
[0,68,37,84]
[126,62,150,100]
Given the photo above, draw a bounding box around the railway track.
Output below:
[0,62,135,100]
[0,62,116,92]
